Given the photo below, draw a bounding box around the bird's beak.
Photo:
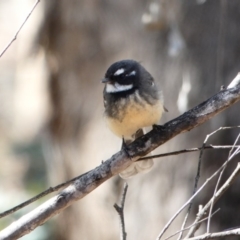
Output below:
[101,78,110,83]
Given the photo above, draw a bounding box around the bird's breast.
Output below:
[105,94,163,139]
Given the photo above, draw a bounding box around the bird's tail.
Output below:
[119,159,154,179]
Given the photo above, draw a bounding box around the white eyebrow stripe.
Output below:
[127,70,136,76]
[106,83,133,93]
[114,68,125,76]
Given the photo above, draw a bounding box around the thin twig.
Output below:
[186,161,240,238]
[185,227,240,240]
[178,127,236,240]
[0,170,90,219]
[156,146,240,240]
[164,209,220,240]
[206,167,225,234]
[114,183,128,240]
[0,0,40,58]
[207,133,240,233]
[139,144,240,161]
[156,163,223,240]
[177,140,206,240]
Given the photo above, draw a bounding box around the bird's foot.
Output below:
[121,137,131,158]
[135,128,144,139]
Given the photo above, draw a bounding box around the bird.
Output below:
[102,59,165,178]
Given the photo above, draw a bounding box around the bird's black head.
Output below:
[102,60,141,93]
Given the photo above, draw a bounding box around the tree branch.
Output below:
[0,73,240,239]
[157,154,240,240]
[206,133,240,233]
[0,171,91,219]
[185,227,240,240]
[177,127,239,240]
[185,153,240,238]
[1,144,238,220]
[0,0,40,58]
[0,144,238,220]
[164,209,220,240]
[139,144,240,160]
[114,183,128,240]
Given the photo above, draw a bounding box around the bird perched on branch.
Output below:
[102,59,166,178]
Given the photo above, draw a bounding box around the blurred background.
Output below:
[0,0,240,239]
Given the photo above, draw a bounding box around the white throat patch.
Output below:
[106,83,133,93]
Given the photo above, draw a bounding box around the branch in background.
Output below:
[185,154,240,238]
[139,144,240,160]
[156,157,227,240]
[176,127,240,240]
[164,209,220,240]
[185,227,240,240]
[156,147,240,240]
[0,74,240,239]
[206,133,240,233]
[114,183,128,240]
[0,0,40,58]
